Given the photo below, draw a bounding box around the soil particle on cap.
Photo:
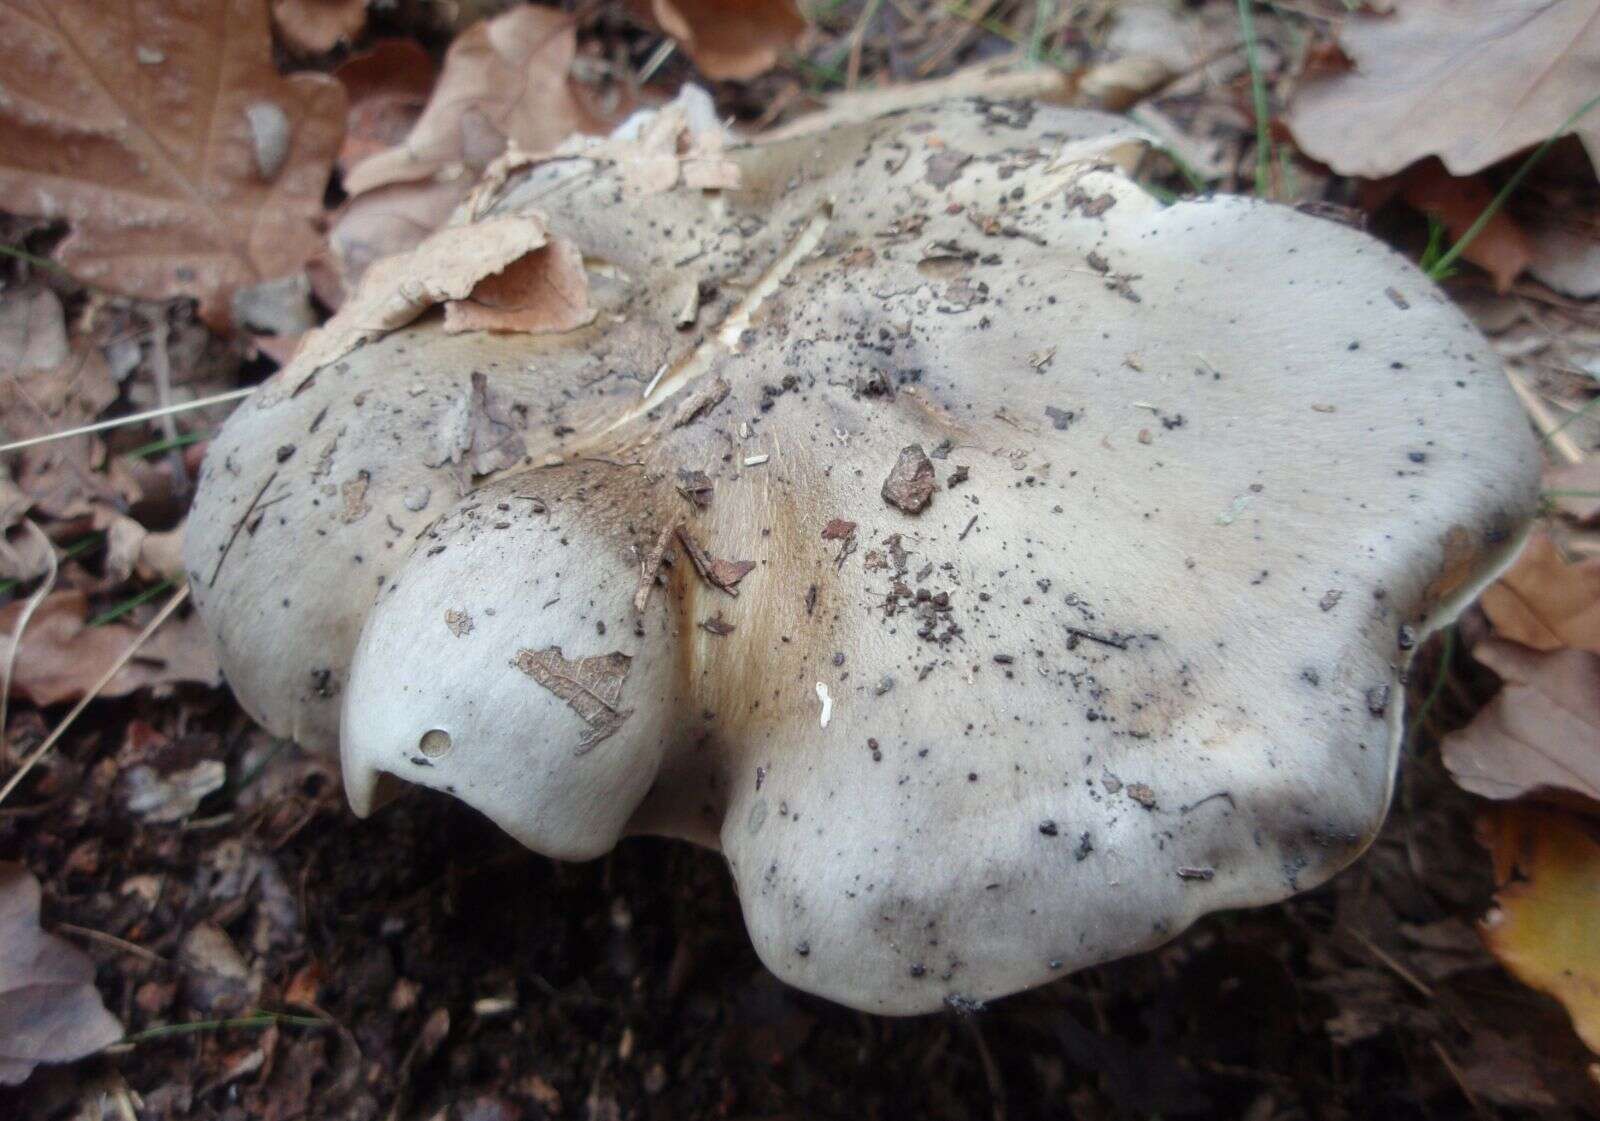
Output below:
[445,609,473,637]
[925,149,973,188]
[675,469,713,508]
[1366,684,1392,716]
[882,445,937,513]
[1126,783,1158,809]
[700,613,735,636]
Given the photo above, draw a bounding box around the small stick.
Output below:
[0,583,190,808]
[57,922,166,964]
[1503,365,1585,464]
[208,469,278,587]
[0,387,254,455]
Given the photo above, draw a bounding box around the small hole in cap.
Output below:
[419,729,453,758]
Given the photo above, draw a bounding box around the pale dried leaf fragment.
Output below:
[0,863,122,1084]
[1442,640,1600,806]
[272,0,367,54]
[0,0,346,327]
[331,7,610,281]
[442,237,596,335]
[634,522,676,613]
[120,760,227,823]
[342,7,603,195]
[647,0,806,80]
[1480,533,1600,655]
[285,215,587,394]
[513,646,633,753]
[1286,0,1600,179]
[1545,461,1600,524]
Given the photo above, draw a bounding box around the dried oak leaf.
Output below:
[644,0,807,81]
[283,213,593,395]
[1479,805,1600,1054]
[1286,0,1600,179]
[0,0,346,328]
[272,0,368,55]
[1442,640,1600,806]
[513,646,633,754]
[332,40,438,175]
[0,862,123,1085]
[0,590,220,706]
[1480,533,1600,655]
[332,7,611,282]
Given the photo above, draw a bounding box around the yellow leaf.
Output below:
[1481,806,1600,1055]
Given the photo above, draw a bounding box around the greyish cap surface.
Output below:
[186,93,1541,1013]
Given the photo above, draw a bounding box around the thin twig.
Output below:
[0,583,190,808]
[208,470,278,587]
[1503,366,1585,464]
[57,922,167,964]
[0,520,58,769]
[0,387,254,455]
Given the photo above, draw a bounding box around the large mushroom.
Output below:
[185,93,1541,1014]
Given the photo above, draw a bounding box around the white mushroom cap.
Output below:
[187,96,1540,1013]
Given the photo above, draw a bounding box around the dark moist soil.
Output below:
[4,638,1598,1121]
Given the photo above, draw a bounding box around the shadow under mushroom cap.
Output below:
[185,95,1541,1014]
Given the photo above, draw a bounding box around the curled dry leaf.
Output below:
[333,40,439,174]
[280,213,592,395]
[0,591,219,706]
[1442,639,1600,806]
[1479,806,1600,1054]
[1480,533,1600,655]
[0,0,346,328]
[644,0,807,81]
[332,6,612,282]
[1286,0,1600,180]
[0,863,123,1085]
[272,0,368,55]
[513,647,634,754]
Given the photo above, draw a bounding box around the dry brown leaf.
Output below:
[333,40,438,174]
[281,213,591,394]
[1479,805,1600,1054]
[1389,160,1533,292]
[646,0,806,81]
[442,236,596,334]
[272,0,367,54]
[0,0,346,328]
[1286,0,1600,180]
[1442,639,1600,806]
[1481,532,1600,654]
[1545,460,1600,524]
[0,590,219,706]
[330,6,610,284]
[0,862,122,1084]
